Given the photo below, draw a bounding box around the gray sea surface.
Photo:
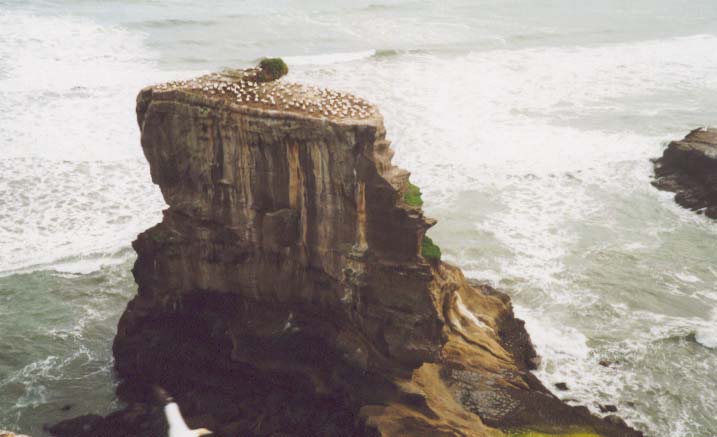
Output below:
[1,1,716,435]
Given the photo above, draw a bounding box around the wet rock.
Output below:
[48,414,103,436]
[652,128,717,218]
[599,404,619,413]
[528,355,542,369]
[51,404,166,437]
[605,414,628,427]
[554,382,569,391]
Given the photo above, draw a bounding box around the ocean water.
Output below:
[1,0,716,435]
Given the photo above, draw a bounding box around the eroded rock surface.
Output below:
[53,70,642,437]
[653,127,717,218]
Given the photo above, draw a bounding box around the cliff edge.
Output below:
[52,69,642,437]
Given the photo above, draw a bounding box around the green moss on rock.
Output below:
[421,236,441,261]
[404,182,423,207]
[258,58,289,82]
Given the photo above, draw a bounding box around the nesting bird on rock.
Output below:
[153,386,213,437]
[155,64,375,121]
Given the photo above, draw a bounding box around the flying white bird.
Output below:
[154,387,213,437]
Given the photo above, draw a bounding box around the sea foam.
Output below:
[0,12,195,273]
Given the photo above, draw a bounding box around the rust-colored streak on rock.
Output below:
[357,182,368,250]
[287,142,301,210]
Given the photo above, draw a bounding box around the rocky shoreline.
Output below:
[653,127,717,218]
[51,69,642,437]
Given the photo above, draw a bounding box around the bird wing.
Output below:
[165,403,191,434]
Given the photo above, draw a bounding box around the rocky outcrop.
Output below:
[53,70,642,437]
[653,127,717,218]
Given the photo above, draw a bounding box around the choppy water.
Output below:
[1,1,716,435]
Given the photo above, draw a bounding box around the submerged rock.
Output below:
[53,69,642,437]
[48,406,166,437]
[598,405,618,413]
[47,414,104,436]
[554,382,569,391]
[653,127,717,218]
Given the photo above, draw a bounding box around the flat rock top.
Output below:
[674,127,717,158]
[153,68,378,121]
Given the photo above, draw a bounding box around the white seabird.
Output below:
[154,386,213,437]
[165,403,212,437]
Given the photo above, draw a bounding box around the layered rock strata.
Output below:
[53,70,642,437]
[653,127,717,218]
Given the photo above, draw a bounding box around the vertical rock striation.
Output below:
[56,70,643,437]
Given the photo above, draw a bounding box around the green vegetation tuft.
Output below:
[404,182,423,207]
[258,57,289,82]
[421,236,441,261]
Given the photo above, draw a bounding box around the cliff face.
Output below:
[67,70,641,437]
[653,128,717,218]
[126,82,441,371]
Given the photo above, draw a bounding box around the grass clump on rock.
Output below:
[404,182,423,207]
[421,236,441,262]
[258,57,289,82]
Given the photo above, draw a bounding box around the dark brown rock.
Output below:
[605,415,628,427]
[48,414,103,436]
[599,404,618,413]
[262,208,299,249]
[50,405,168,437]
[653,128,717,217]
[554,382,569,391]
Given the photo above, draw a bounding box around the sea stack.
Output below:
[54,68,642,436]
[653,127,717,218]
